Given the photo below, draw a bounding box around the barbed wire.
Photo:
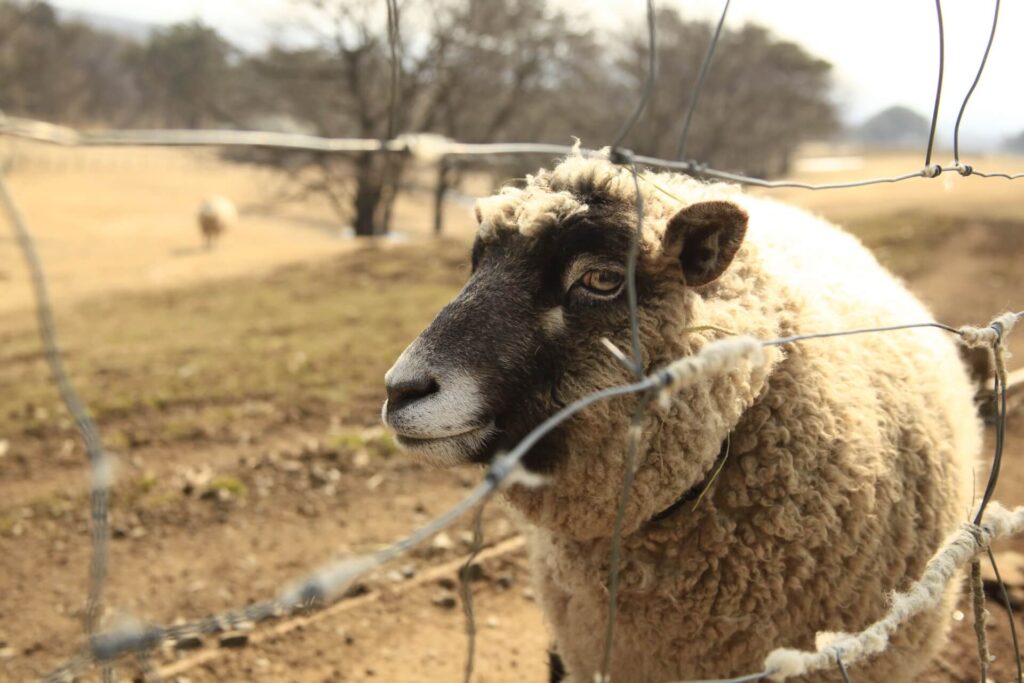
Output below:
[2,0,1023,681]
[1,123,1021,192]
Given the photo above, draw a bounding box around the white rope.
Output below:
[761,503,1024,681]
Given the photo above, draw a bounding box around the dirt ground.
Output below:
[0,146,1022,682]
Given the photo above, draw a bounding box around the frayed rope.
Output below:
[970,558,992,679]
[958,311,1019,348]
[761,503,1024,681]
[655,336,764,409]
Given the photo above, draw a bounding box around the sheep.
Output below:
[197,196,236,249]
[381,151,980,682]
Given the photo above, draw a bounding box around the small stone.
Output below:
[111,526,127,540]
[0,439,9,457]
[385,570,405,583]
[400,564,416,579]
[485,616,499,629]
[496,574,514,590]
[0,646,14,659]
[431,533,454,551]
[436,577,457,591]
[521,587,535,601]
[255,657,270,670]
[432,592,457,609]
[277,459,303,473]
[353,451,370,468]
[129,526,147,539]
[218,633,249,648]
[343,583,369,599]
[174,636,203,651]
[366,473,384,490]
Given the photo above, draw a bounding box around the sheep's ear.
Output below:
[663,201,748,286]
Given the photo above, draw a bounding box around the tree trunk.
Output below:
[352,153,383,237]
[433,158,450,236]
[353,183,380,236]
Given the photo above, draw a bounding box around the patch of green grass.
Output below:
[327,432,368,453]
[135,473,158,494]
[0,241,468,448]
[208,475,248,497]
[367,431,399,459]
[26,492,74,518]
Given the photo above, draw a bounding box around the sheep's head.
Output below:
[383,155,756,538]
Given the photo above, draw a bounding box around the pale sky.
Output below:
[51,0,1023,150]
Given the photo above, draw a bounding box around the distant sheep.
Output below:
[197,196,236,249]
[382,151,980,682]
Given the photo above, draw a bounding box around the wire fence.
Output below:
[1,0,1023,681]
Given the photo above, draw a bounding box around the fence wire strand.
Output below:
[923,0,945,168]
[611,0,657,150]
[987,546,1024,683]
[385,0,400,143]
[3,118,1023,189]
[836,655,852,683]
[953,0,1000,166]
[676,0,730,161]
[459,506,486,683]
[0,172,112,647]
[599,0,661,669]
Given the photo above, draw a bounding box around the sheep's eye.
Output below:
[577,269,625,296]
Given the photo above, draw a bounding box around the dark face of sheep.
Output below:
[385,190,746,446]
[383,164,747,535]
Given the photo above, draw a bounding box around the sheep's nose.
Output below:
[385,374,440,413]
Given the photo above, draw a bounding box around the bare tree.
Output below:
[132,21,235,128]
[612,11,837,176]
[0,1,839,232]
[255,0,591,236]
[0,1,140,124]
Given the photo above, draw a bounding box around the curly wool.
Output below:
[491,153,981,682]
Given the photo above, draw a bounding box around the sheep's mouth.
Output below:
[392,422,497,466]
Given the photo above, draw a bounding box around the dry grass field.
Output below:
[0,144,1022,682]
